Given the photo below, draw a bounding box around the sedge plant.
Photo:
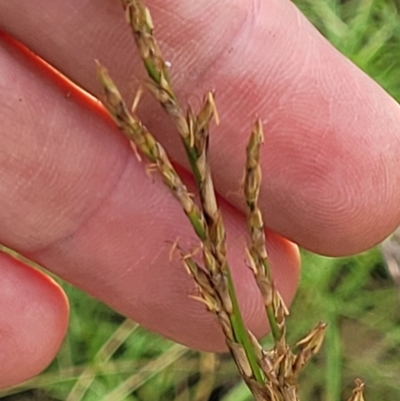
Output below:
[96,0,366,400]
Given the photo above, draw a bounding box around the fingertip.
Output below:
[0,252,69,389]
[267,229,301,302]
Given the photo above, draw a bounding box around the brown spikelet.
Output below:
[96,1,368,399]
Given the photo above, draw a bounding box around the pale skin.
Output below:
[1,0,400,389]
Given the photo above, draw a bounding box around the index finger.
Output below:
[1,0,400,255]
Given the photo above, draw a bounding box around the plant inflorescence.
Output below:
[97,1,366,400]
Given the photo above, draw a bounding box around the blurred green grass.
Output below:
[2,0,400,400]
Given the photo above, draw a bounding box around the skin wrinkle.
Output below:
[0,40,133,254]
[5,138,131,255]
[0,96,63,245]
[26,158,181,287]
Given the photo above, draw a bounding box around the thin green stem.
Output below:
[225,268,264,383]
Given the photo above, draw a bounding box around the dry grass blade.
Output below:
[66,319,139,401]
[192,353,218,401]
[98,344,188,401]
[292,322,327,379]
[188,92,219,226]
[347,379,366,401]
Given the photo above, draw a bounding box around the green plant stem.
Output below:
[225,268,264,383]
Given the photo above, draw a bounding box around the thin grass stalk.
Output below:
[115,0,266,385]
[244,120,288,344]
[66,319,139,401]
[97,64,264,385]
[98,344,188,401]
[97,66,207,241]
[122,0,203,187]
[243,121,331,398]
[96,0,368,399]
[188,92,264,382]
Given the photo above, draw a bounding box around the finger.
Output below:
[1,0,400,255]
[0,35,299,352]
[0,252,69,389]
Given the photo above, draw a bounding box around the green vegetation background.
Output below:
[2,0,400,400]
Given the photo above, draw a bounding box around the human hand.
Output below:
[1,0,400,389]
